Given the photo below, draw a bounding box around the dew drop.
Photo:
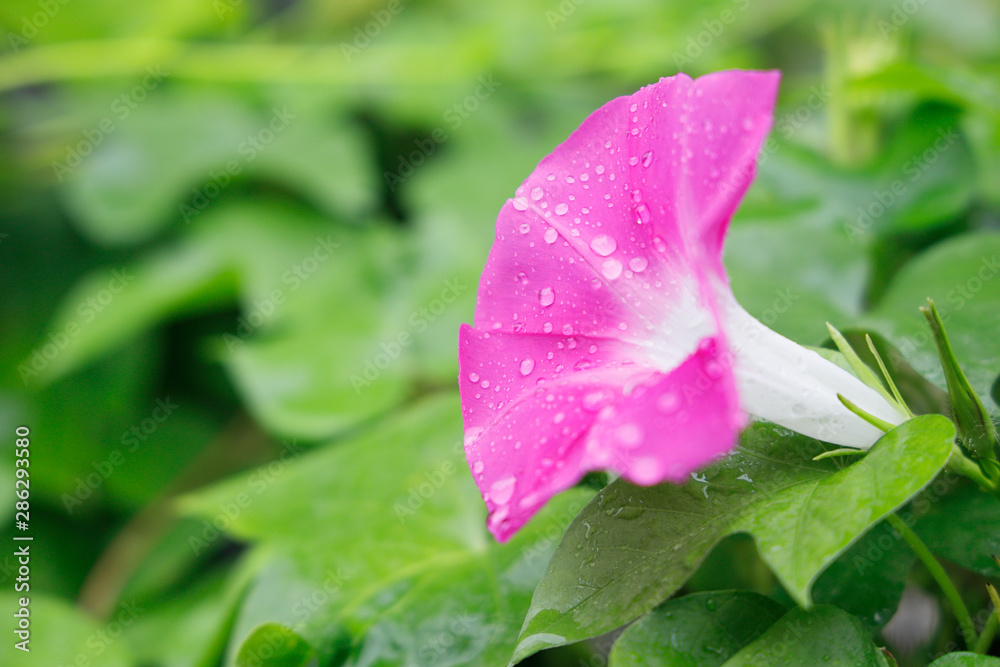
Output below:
[480,379,490,389]
[657,392,680,414]
[472,460,484,474]
[595,164,605,175]
[468,372,480,383]
[582,391,609,412]
[520,358,535,376]
[634,203,650,225]
[544,228,558,244]
[629,256,648,272]
[512,197,529,211]
[539,287,555,307]
[530,186,544,201]
[490,477,516,505]
[590,234,617,257]
[615,423,643,449]
[630,457,660,484]
[641,150,653,167]
[543,322,553,333]
[602,258,623,280]
[519,223,530,234]
[554,203,569,216]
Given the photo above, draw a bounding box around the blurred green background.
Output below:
[0,0,999,665]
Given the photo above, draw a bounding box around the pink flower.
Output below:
[458,71,905,541]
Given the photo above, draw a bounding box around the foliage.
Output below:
[1,0,999,665]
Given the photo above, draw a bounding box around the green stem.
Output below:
[948,444,999,492]
[886,514,979,650]
[974,605,998,654]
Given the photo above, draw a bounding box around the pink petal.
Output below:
[461,71,779,541]
[460,328,742,541]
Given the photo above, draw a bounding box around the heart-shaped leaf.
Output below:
[513,415,953,662]
[608,591,786,667]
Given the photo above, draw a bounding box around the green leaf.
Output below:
[235,623,315,667]
[929,653,1000,666]
[0,593,133,666]
[181,393,593,667]
[513,416,954,662]
[913,480,1000,577]
[608,591,786,667]
[62,92,376,245]
[721,605,890,666]
[811,520,915,632]
[862,232,1000,411]
[34,201,417,439]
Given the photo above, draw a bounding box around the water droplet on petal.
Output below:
[543,322,553,333]
[519,223,530,234]
[634,203,650,225]
[539,287,555,307]
[468,372,480,383]
[554,202,569,216]
[512,197,529,211]
[490,477,516,505]
[629,256,648,272]
[519,358,535,376]
[530,186,544,201]
[595,165,605,175]
[630,457,660,484]
[544,228,558,244]
[472,460,484,474]
[615,423,643,449]
[602,258,623,280]
[590,234,617,257]
[480,379,490,389]
[641,150,653,167]
[583,391,610,412]
[657,392,680,414]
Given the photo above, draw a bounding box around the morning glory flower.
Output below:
[458,70,907,541]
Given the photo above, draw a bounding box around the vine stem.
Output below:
[974,612,997,655]
[886,514,979,651]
